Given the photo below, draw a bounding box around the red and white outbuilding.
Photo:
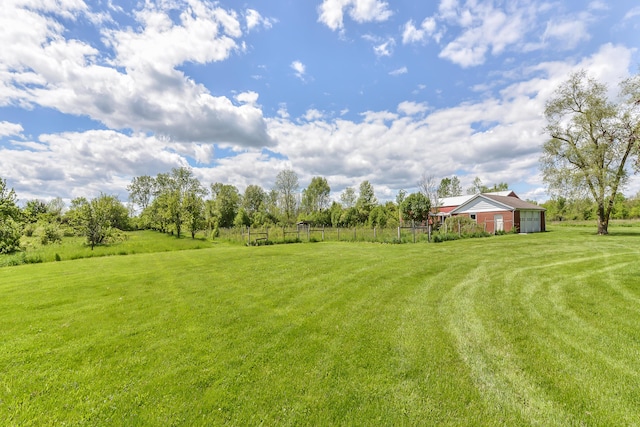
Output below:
[433,190,546,233]
[448,193,546,233]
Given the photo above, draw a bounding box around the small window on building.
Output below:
[470,213,477,221]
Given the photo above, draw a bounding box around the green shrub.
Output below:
[39,223,63,245]
[0,218,23,254]
[0,252,26,267]
[105,228,127,244]
[62,226,76,237]
[442,216,482,235]
[24,254,43,264]
[23,223,36,237]
[432,232,461,243]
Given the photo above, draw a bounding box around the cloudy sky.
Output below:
[1,0,639,205]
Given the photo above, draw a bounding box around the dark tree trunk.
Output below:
[597,203,609,235]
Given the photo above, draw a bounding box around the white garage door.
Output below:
[521,210,540,233]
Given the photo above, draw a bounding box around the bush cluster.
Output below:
[432,229,491,243]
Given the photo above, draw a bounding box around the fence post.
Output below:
[307,225,310,241]
[397,226,400,241]
[428,224,431,243]
[374,226,377,240]
[412,220,416,243]
[458,220,461,237]
[247,227,251,245]
[322,225,325,241]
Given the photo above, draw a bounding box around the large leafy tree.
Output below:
[466,177,484,195]
[541,70,640,235]
[340,187,357,208]
[141,168,205,237]
[401,192,431,224]
[23,199,48,223]
[184,188,207,238]
[367,204,389,227]
[242,184,266,223]
[144,173,172,232]
[466,177,508,194]
[264,189,280,225]
[127,175,155,213]
[274,169,299,224]
[67,194,129,249]
[356,180,377,223]
[167,168,205,237]
[301,176,330,214]
[0,178,22,254]
[438,176,463,198]
[210,183,241,228]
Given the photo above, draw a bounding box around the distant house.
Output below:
[435,191,546,233]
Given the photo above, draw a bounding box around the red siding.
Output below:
[476,211,515,233]
[455,211,515,233]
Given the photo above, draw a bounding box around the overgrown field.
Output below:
[2,226,640,425]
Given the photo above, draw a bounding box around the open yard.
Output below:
[2,226,640,425]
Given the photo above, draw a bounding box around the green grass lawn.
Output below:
[2,226,640,425]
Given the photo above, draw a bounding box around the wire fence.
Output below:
[215,224,438,245]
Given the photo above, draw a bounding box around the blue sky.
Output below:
[1,0,639,205]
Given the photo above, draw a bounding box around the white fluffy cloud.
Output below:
[246,8,275,31]
[318,0,393,31]
[406,1,602,68]
[389,67,408,76]
[438,2,528,67]
[291,60,306,80]
[397,101,428,116]
[0,130,200,200]
[402,17,439,44]
[542,17,590,50]
[0,121,23,138]
[102,2,241,72]
[0,0,273,147]
[373,39,395,57]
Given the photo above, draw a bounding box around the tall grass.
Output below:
[1,225,640,425]
[1,230,214,267]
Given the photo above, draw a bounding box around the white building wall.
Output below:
[455,198,509,213]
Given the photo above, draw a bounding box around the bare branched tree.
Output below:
[418,173,440,209]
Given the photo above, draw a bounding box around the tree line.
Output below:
[541,193,640,222]
[127,168,433,237]
[0,170,443,253]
